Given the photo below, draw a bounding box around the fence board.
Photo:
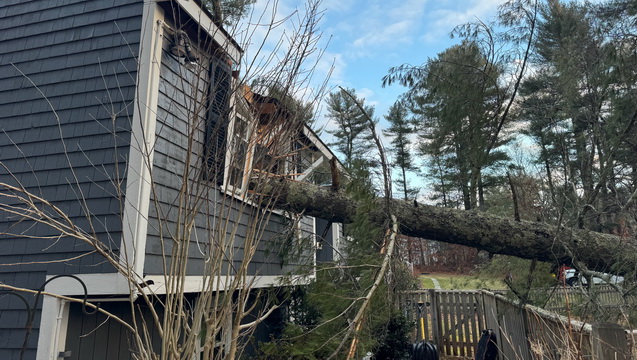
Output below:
[530,285,636,312]
[423,291,431,341]
[440,292,452,356]
[473,292,484,357]
[445,292,455,356]
[462,292,471,356]
[461,292,470,357]
[457,292,467,356]
[452,292,463,356]
[430,289,441,350]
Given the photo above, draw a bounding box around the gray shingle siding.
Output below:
[0,0,143,358]
[143,28,306,278]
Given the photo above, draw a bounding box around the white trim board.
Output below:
[142,274,312,294]
[120,4,165,277]
[39,272,309,297]
[35,270,307,358]
[163,0,242,62]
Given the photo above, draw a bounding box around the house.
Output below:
[0,1,342,359]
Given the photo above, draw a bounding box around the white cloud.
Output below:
[356,88,377,107]
[420,0,502,44]
[322,0,429,58]
[320,0,354,13]
[352,19,412,49]
[318,51,346,86]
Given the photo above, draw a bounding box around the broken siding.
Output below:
[0,0,143,358]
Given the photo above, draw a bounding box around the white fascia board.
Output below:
[120,4,165,276]
[170,0,242,63]
[142,274,312,294]
[39,272,311,297]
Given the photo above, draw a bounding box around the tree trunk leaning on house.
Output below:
[270,180,636,275]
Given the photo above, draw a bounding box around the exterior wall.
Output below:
[0,0,143,358]
[64,300,163,360]
[143,14,310,279]
[62,291,283,359]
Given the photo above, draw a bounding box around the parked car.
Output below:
[564,269,624,286]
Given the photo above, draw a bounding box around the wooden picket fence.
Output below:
[527,285,637,312]
[400,289,636,359]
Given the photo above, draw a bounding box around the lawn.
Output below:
[420,273,507,291]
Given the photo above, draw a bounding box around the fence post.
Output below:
[591,322,630,360]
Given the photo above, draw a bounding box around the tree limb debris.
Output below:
[327,215,399,360]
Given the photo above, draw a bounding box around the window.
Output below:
[204,57,231,185]
[252,122,287,176]
[206,87,336,196]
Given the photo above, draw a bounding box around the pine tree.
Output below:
[325,88,376,171]
[518,0,633,230]
[205,0,256,27]
[406,41,510,210]
[382,100,418,200]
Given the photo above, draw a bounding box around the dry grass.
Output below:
[420,273,507,291]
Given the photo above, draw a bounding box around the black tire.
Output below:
[566,277,579,287]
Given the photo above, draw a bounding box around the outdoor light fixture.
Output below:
[171,30,200,64]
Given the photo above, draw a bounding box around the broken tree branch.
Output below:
[327,215,399,360]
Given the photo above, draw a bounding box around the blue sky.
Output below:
[237,0,508,195]
[240,0,605,197]
[243,0,504,132]
[317,0,503,124]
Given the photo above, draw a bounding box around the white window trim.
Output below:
[219,120,332,210]
[332,223,342,262]
[221,112,295,195]
[218,102,292,216]
[312,216,317,279]
[222,112,255,195]
[301,125,345,175]
[295,156,324,182]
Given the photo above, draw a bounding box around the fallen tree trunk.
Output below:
[272,181,637,274]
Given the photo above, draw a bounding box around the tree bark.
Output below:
[271,181,637,274]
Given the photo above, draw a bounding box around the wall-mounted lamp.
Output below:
[171,30,200,64]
